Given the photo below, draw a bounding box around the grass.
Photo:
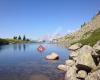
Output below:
[0,38,9,45]
[73,28,100,46]
[0,38,32,45]
[6,39,32,43]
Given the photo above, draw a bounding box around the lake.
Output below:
[0,43,69,80]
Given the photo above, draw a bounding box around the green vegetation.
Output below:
[23,35,26,41]
[13,35,30,41]
[18,35,21,40]
[76,28,100,46]
[0,38,32,45]
[6,38,32,44]
[0,38,9,45]
[0,35,32,45]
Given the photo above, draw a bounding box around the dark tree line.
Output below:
[96,11,100,16]
[13,35,30,41]
[81,10,100,28]
[81,22,86,28]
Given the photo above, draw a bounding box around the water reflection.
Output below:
[0,45,3,52]
[0,43,69,80]
[0,45,8,52]
[13,44,26,52]
[23,44,26,51]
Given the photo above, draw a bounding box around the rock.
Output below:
[85,69,100,80]
[79,45,97,55]
[68,43,82,51]
[77,70,87,79]
[45,52,59,60]
[99,62,100,66]
[65,66,77,80]
[76,45,96,71]
[70,51,79,57]
[57,64,67,71]
[93,40,100,53]
[76,52,96,71]
[70,51,79,61]
[65,60,75,67]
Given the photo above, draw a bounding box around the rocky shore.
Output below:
[58,41,100,80]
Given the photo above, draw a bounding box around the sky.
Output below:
[0,0,100,40]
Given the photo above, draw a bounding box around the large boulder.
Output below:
[57,64,67,71]
[45,52,59,60]
[76,53,96,71]
[70,51,79,61]
[85,69,100,80]
[93,40,100,53]
[68,43,82,51]
[79,45,97,55]
[70,51,79,57]
[76,45,96,71]
[65,66,77,80]
[65,60,75,67]
[80,45,99,66]
[77,70,87,79]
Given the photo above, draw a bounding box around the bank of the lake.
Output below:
[0,38,33,45]
[0,38,9,45]
[57,42,100,80]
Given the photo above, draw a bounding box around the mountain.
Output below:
[55,11,100,46]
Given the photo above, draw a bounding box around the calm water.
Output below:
[0,43,69,80]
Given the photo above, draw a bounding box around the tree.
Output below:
[18,35,21,40]
[81,22,86,28]
[26,39,30,41]
[13,36,17,39]
[23,35,25,41]
[96,11,100,16]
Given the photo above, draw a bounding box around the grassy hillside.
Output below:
[74,28,100,46]
[56,12,100,47]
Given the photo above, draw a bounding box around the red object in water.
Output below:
[37,45,45,52]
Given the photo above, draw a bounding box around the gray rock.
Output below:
[68,43,82,51]
[45,52,59,60]
[93,40,100,53]
[85,69,100,80]
[65,60,75,67]
[65,66,77,80]
[76,45,96,70]
[70,51,79,61]
[77,70,87,79]
[76,53,96,71]
[79,45,97,55]
[57,64,67,71]
[70,51,79,57]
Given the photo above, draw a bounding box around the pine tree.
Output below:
[96,11,100,16]
[26,39,30,41]
[23,35,26,41]
[13,36,17,39]
[18,35,21,40]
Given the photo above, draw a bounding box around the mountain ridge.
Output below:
[55,12,100,46]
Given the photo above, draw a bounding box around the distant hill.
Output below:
[55,12,100,46]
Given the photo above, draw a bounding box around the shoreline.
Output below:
[57,42,100,80]
[0,38,33,45]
